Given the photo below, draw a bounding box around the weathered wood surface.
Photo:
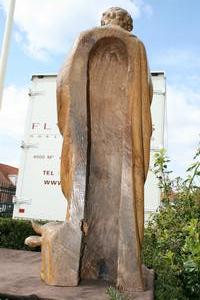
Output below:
[29,7,152,291]
[56,24,152,291]
[80,37,128,282]
[29,221,81,286]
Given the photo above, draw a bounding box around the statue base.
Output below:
[0,248,154,299]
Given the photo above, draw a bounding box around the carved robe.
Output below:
[57,25,152,291]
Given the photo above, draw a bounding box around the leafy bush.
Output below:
[0,218,38,250]
[143,146,200,300]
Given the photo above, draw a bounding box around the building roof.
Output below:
[0,164,18,185]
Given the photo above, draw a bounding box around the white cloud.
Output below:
[0,135,21,167]
[14,31,22,44]
[0,85,28,167]
[156,48,200,69]
[167,84,200,177]
[0,0,152,60]
[0,85,28,138]
[142,3,153,17]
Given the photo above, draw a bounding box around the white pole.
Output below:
[0,0,16,110]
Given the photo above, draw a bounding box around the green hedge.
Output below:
[0,218,39,250]
[143,147,200,300]
[143,196,200,300]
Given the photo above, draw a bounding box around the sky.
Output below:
[0,0,199,178]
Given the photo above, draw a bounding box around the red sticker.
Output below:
[19,208,25,213]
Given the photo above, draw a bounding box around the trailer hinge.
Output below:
[20,141,38,149]
[13,196,32,205]
[151,146,164,151]
[28,89,44,97]
[153,90,165,95]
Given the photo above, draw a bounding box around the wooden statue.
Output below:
[26,7,153,293]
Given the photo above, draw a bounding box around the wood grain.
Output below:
[80,37,128,282]
[53,25,152,290]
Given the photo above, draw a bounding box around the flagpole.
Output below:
[0,0,16,110]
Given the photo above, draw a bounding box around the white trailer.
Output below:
[145,72,166,220]
[13,72,166,221]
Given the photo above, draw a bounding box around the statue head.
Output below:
[101,7,133,32]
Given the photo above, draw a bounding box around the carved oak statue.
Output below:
[27,7,153,293]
